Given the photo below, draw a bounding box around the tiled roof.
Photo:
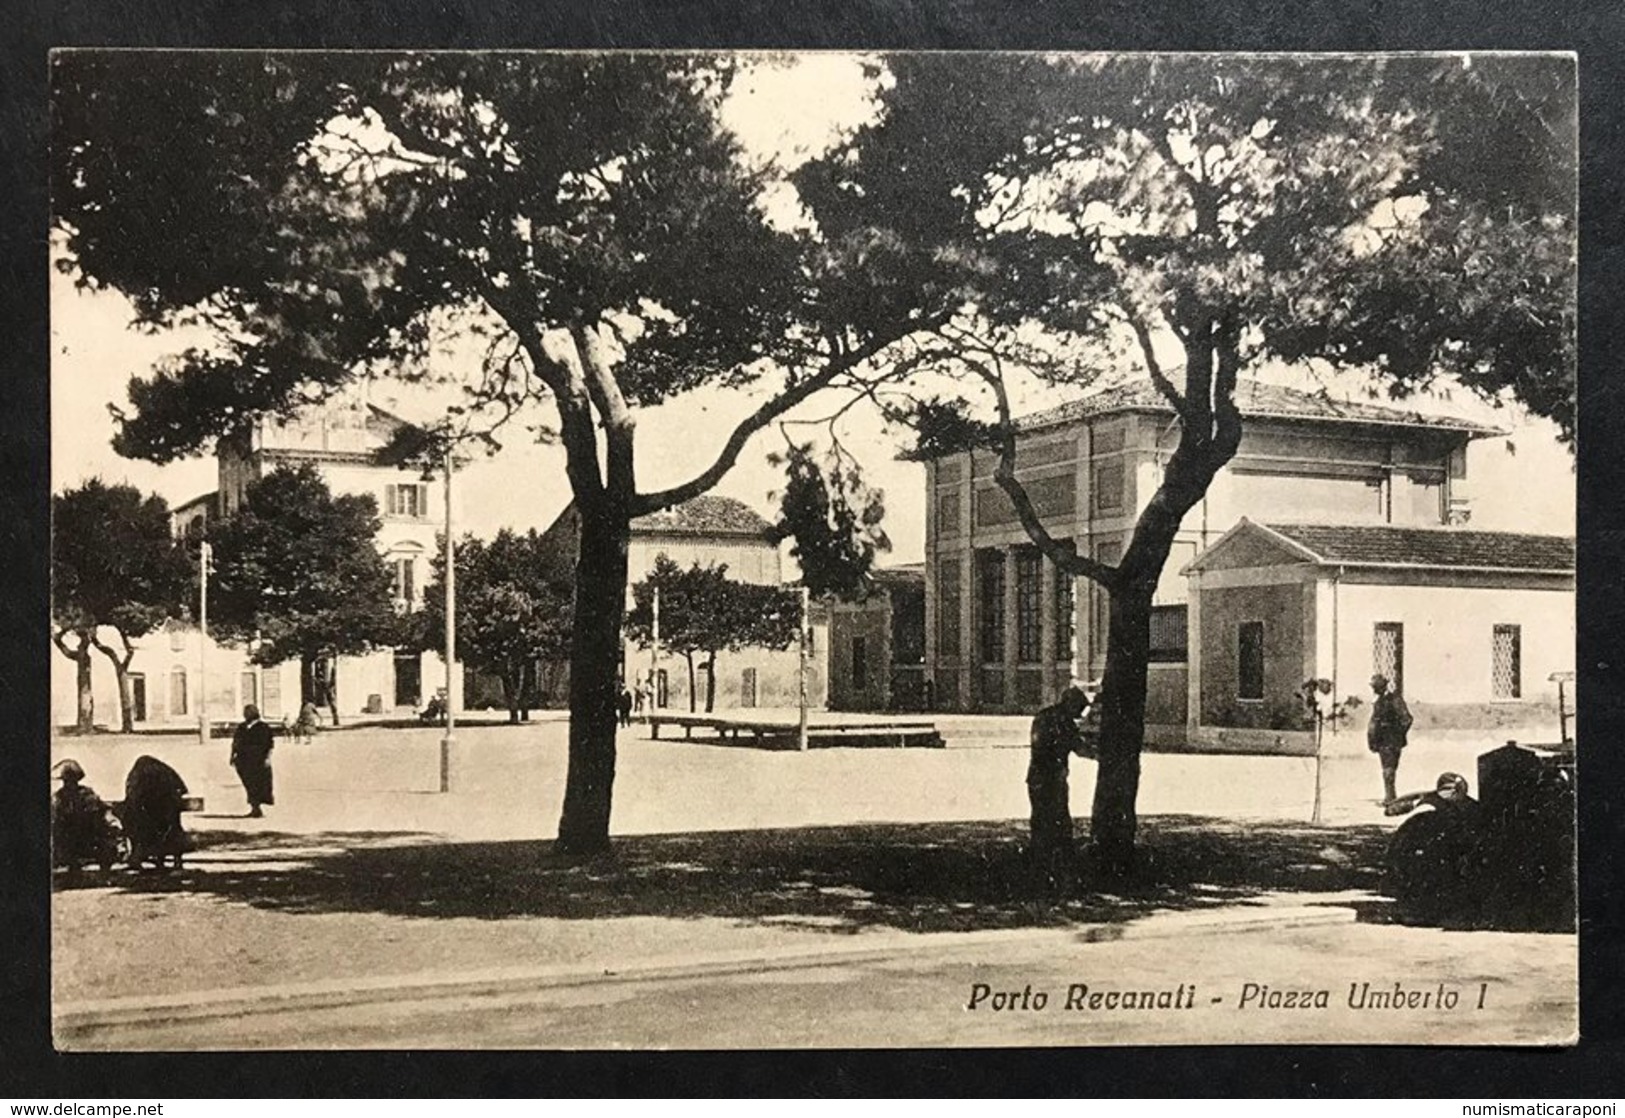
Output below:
[871,563,926,587]
[1264,522,1574,572]
[632,495,774,538]
[1017,378,1505,437]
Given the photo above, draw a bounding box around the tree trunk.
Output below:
[300,654,317,708]
[555,499,632,855]
[704,651,718,713]
[54,628,97,733]
[324,657,340,726]
[1089,580,1157,874]
[684,652,697,713]
[520,660,532,722]
[103,646,137,733]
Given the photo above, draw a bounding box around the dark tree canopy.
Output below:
[417,528,573,719]
[207,464,400,667]
[769,442,890,601]
[626,555,799,711]
[52,479,191,642]
[52,479,193,730]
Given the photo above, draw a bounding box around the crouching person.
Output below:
[122,754,193,871]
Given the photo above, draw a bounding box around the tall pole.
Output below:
[650,586,661,708]
[798,585,810,751]
[440,446,455,793]
[198,540,211,746]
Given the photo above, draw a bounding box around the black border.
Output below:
[4,0,1623,1098]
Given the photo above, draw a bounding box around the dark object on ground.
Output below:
[1384,741,1574,929]
[420,695,448,724]
[120,755,194,871]
[52,779,127,875]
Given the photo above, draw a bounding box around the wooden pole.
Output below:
[198,540,211,746]
[798,585,810,752]
[440,445,455,793]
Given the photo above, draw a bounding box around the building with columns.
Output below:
[919,378,1571,741]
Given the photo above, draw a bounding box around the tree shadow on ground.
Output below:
[76,816,1420,934]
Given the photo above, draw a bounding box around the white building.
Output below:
[52,395,454,730]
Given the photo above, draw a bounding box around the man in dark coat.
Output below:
[1367,673,1414,803]
[122,754,192,869]
[230,704,275,818]
[1027,685,1094,894]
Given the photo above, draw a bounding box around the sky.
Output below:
[50,53,1578,563]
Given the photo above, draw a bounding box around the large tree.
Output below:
[417,529,573,723]
[51,479,192,732]
[796,54,1575,870]
[207,464,401,722]
[53,53,965,854]
[626,555,800,713]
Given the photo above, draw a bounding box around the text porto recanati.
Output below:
[964,981,1491,1011]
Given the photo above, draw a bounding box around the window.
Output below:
[1054,568,1075,665]
[937,559,962,659]
[1149,605,1188,663]
[1492,624,1522,700]
[169,668,189,717]
[392,557,416,607]
[851,636,869,690]
[240,671,258,710]
[1015,549,1043,663]
[740,667,758,708]
[977,551,1006,664]
[169,626,186,652]
[1091,541,1122,652]
[1373,622,1405,695]
[385,483,428,519]
[1092,461,1124,514]
[1238,621,1265,700]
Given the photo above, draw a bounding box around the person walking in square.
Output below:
[230,704,276,818]
[1027,684,1095,895]
[1367,673,1414,804]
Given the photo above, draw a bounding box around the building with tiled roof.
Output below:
[536,495,828,713]
[1254,523,1574,573]
[630,494,776,539]
[1181,519,1573,751]
[1017,378,1506,438]
[918,375,1569,739]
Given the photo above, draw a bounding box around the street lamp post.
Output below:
[197,540,212,746]
[440,444,455,793]
[798,585,810,752]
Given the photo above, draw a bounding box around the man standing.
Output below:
[1027,685,1094,894]
[230,704,275,818]
[1367,673,1414,803]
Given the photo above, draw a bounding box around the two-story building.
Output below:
[535,495,829,712]
[921,378,1573,747]
[53,394,453,729]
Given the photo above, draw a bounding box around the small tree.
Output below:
[207,464,401,724]
[52,480,191,732]
[417,529,573,723]
[627,556,799,713]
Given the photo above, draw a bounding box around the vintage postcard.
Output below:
[48,49,1576,1049]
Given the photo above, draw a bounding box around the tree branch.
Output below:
[1124,310,1190,421]
[962,351,1120,590]
[631,329,919,518]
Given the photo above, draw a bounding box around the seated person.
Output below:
[52,759,122,873]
